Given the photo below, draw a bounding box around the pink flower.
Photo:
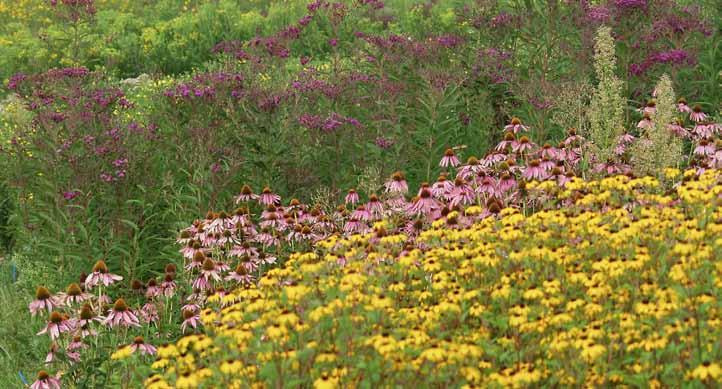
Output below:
[522,160,548,181]
[637,115,653,129]
[181,309,201,333]
[130,336,157,356]
[693,123,715,138]
[690,105,707,122]
[85,260,123,289]
[407,189,439,216]
[511,136,535,154]
[495,132,516,152]
[676,98,691,113]
[234,184,259,204]
[37,312,73,340]
[30,371,61,389]
[668,121,688,138]
[351,205,372,221]
[384,171,408,194]
[29,287,59,316]
[344,189,360,205]
[365,194,384,218]
[258,186,281,206]
[103,299,141,328]
[693,139,715,156]
[58,283,91,305]
[160,273,177,297]
[226,264,255,284]
[439,148,461,168]
[448,178,475,207]
[504,117,529,133]
[139,302,159,324]
[637,100,656,115]
[145,279,161,298]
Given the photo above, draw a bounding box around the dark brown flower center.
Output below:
[50,311,63,324]
[113,298,129,312]
[202,258,216,271]
[67,283,82,296]
[92,260,108,274]
[36,286,51,300]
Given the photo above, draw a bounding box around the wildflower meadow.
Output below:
[0,0,720,388]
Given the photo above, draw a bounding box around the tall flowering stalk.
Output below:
[587,26,626,168]
[631,74,682,176]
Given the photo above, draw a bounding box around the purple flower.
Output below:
[63,190,80,200]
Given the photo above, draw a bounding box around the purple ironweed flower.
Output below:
[374,136,394,149]
[614,0,647,10]
[63,190,80,200]
[587,6,610,23]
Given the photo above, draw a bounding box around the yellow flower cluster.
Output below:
[147,170,722,388]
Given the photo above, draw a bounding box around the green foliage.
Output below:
[587,26,626,167]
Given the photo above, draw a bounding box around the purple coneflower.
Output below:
[449,178,475,207]
[408,189,438,216]
[676,97,691,113]
[37,312,72,340]
[85,260,123,289]
[522,160,548,181]
[145,278,161,298]
[160,273,177,297]
[29,287,59,316]
[181,309,201,332]
[59,283,91,305]
[351,205,372,221]
[439,148,461,168]
[690,105,707,122]
[344,189,360,205]
[693,139,715,156]
[495,132,515,153]
[259,186,281,206]
[30,371,61,389]
[139,302,159,324]
[637,114,653,130]
[366,194,384,218]
[130,336,157,356]
[693,122,715,139]
[504,117,529,133]
[512,136,535,154]
[226,263,255,284]
[104,298,141,328]
[384,171,408,194]
[668,120,688,138]
[637,100,656,115]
